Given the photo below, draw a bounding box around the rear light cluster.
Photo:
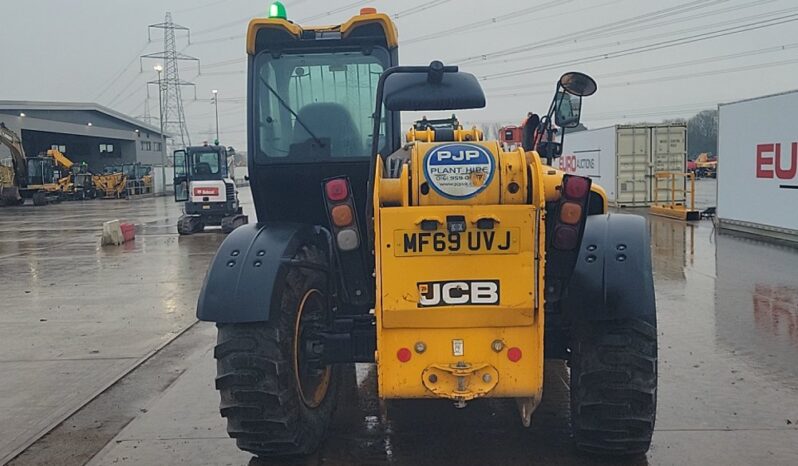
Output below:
[323,178,360,252]
[552,175,591,250]
[395,341,523,363]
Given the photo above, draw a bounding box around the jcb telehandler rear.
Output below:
[198,6,657,459]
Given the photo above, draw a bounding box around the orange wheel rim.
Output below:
[293,289,332,408]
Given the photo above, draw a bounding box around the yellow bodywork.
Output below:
[0,165,14,189]
[93,173,127,199]
[47,149,74,171]
[373,137,564,403]
[406,126,483,144]
[247,12,398,55]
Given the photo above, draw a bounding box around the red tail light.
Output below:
[325,179,348,201]
[551,175,592,251]
[321,176,370,305]
[564,175,590,199]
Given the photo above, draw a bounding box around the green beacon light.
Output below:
[269,1,287,19]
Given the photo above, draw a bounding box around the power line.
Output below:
[452,0,731,64]
[106,71,146,107]
[190,0,453,47]
[480,13,798,80]
[94,41,150,101]
[465,0,784,68]
[488,56,798,99]
[393,0,453,19]
[301,0,372,22]
[402,0,571,46]
[484,41,798,94]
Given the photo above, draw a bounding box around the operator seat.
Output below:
[195,162,212,176]
[291,103,363,158]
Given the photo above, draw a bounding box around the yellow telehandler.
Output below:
[196,4,657,459]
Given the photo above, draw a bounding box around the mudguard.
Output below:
[197,222,328,323]
[561,213,656,324]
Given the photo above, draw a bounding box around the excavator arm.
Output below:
[47,148,74,171]
[0,123,27,185]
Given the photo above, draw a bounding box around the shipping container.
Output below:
[717,90,798,244]
[560,124,687,206]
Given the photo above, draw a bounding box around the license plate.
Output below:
[202,205,211,210]
[394,228,519,256]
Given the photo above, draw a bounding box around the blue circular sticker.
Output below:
[423,143,496,200]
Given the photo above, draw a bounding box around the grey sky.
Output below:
[2,0,796,149]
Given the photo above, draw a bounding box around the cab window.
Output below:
[254,49,390,162]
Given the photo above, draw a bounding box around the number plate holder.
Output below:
[393,228,519,256]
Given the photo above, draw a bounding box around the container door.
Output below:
[651,125,687,205]
[615,127,650,206]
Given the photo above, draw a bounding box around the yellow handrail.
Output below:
[652,171,695,213]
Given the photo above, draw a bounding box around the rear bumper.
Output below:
[185,201,239,223]
[377,326,543,401]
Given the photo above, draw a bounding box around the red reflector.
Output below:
[507,347,522,362]
[325,179,348,201]
[553,225,579,250]
[564,176,590,199]
[397,347,412,363]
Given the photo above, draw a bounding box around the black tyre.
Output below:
[570,318,657,456]
[214,245,337,458]
[221,215,248,234]
[177,216,203,235]
[177,217,192,236]
[221,217,235,234]
[32,191,48,206]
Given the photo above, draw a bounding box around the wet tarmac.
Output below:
[5,181,798,465]
[0,192,246,464]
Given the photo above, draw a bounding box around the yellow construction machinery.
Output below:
[688,152,717,178]
[1,122,97,205]
[196,4,657,459]
[93,166,128,199]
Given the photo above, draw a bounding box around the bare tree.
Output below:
[687,110,718,159]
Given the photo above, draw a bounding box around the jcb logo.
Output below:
[417,280,500,308]
[435,150,481,162]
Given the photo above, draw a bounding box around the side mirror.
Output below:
[555,92,582,129]
[559,72,597,97]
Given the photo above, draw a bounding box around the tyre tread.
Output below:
[213,245,335,458]
[571,318,657,456]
